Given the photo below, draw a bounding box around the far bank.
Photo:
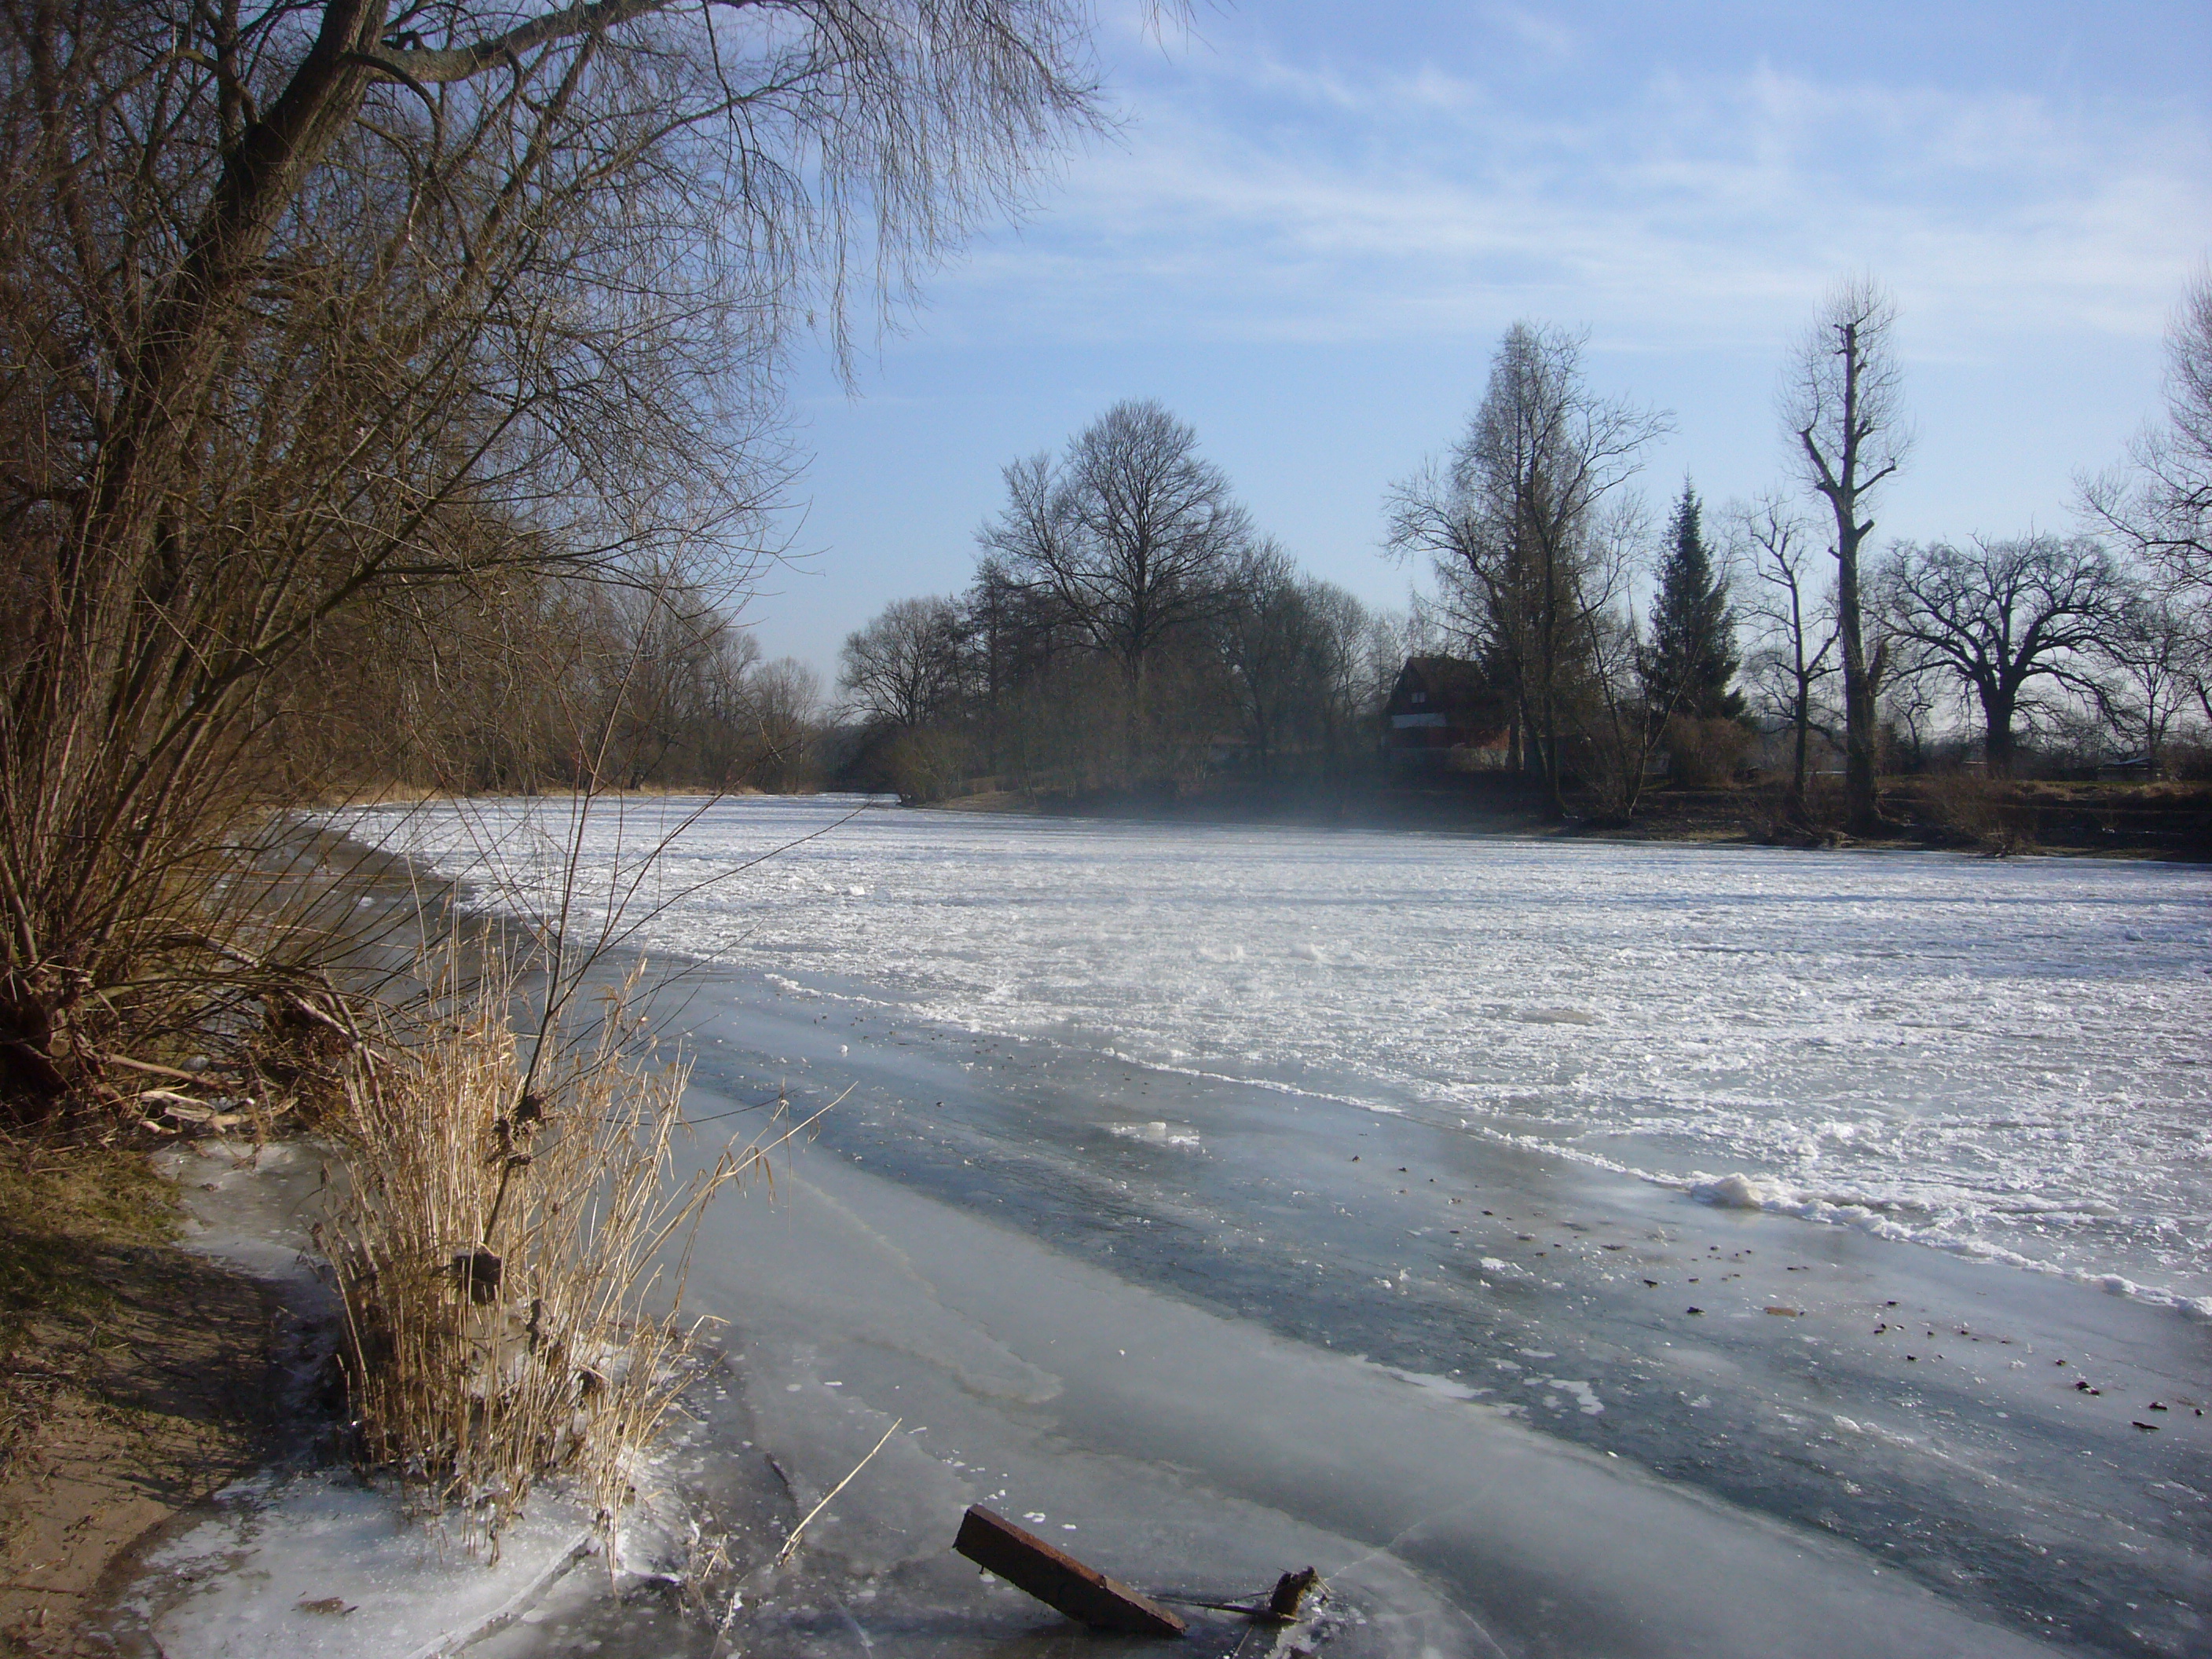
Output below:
[919,770,2212,860]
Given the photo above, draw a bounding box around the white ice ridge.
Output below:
[1688,1170,2212,1320]
[331,794,2212,1308]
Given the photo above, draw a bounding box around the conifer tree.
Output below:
[1644,482,1744,719]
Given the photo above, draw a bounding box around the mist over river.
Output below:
[347,796,2210,1657]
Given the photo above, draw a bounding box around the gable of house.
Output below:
[1385,656,1510,752]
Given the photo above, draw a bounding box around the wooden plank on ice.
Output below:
[954,1506,1187,1638]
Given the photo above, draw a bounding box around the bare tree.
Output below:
[1577,555,1675,820]
[1303,581,1403,756]
[1387,323,1670,813]
[1784,278,1910,833]
[1211,543,1317,771]
[0,0,1104,1109]
[978,400,1253,763]
[1726,495,1841,811]
[2082,269,2212,589]
[2096,593,2206,771]
[590,560,762,789]
[1880,535,2129,777]
[840,596,965,731]
[744,658,825,793]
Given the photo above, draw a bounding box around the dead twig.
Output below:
[773,1418,902,1569]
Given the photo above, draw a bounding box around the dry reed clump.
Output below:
[1922,772,2039,855]
[321,962,742,1555]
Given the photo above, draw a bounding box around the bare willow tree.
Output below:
[1727,494,1840,811]
[1879,535,2129,777]
[978,399,1254,765]
[1784,278,1910,833]
[1387,322,1670,814]
[0,0,1104,1111]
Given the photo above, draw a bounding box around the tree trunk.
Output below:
[1833,533,1881,833]
[1983,689,2017,778]
[1790,673,1811,811]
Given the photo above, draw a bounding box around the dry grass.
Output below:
[0,1144,182,1468]
[321,954,749,1556]
[1921,772,2040,855]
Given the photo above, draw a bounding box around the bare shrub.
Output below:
[324,955,749,1555]
[2166,737,2212,781]
[882,727,976,804]
[1922,773,2038,855]
[1667,716,1752,789]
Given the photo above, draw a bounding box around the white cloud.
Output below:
[928,51,2211,359]
[1481,4,1579,64]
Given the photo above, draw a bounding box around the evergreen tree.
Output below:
[1643,482,1743,720]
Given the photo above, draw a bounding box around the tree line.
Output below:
[269,559,826,797]
[837,400,1405,800]
[842,274,2212,823]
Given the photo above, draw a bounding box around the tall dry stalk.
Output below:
[323,953,750,1554]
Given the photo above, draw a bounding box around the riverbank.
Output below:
[927,774,2212,859]
[0,830,689,1658]
[0,1146,277,1656]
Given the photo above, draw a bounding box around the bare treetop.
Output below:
[2082,269,2212,586]
[979,400,1254,690]
[1784,276,1912,522]
[1460,324,1674,540]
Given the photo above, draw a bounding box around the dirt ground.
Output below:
[0,1148,278,1657]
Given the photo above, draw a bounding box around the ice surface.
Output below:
[340,795,2212,1306]
[643,1141,2060,1658]
[110,1471,595,1659]
[289,796,2212,1656]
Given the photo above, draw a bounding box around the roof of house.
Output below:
[1396,655,1500,708]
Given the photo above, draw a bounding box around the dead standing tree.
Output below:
[1784,279,1910,835]
[0,0,1104,1113]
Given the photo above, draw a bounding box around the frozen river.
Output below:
[368,794,2212,1308]
[322,797,2210,1656]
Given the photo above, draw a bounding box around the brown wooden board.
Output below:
[954,1506,1188,1638]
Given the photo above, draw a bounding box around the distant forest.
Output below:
[217,276,2210,822]
[830,285,2212,824]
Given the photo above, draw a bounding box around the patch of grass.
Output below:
[0,1144,179,1364]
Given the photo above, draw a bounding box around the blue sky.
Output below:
[745,1,2211,685]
